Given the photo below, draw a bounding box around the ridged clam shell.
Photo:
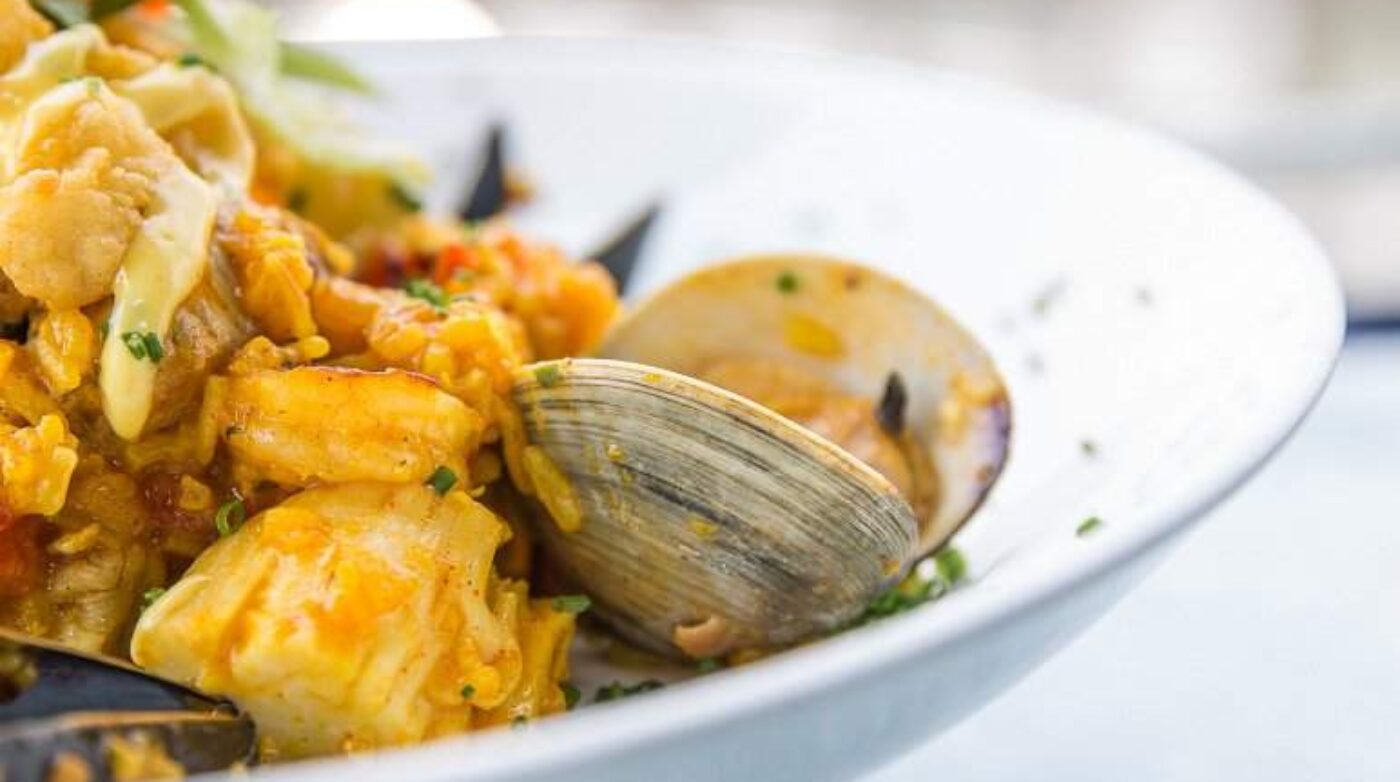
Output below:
[513,359,918,656]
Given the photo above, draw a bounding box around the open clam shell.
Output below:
[513,360,918,657]
[601,255,1011,556]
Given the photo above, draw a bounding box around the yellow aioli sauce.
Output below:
[0,27,251,439]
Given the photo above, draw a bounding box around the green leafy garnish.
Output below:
[388,181,423,212]
[510,716,528,729]
[404,278,447,310]
[934,546,967,586]
[460,684,475,700]
[551,594,591,615]
[532,363,563,388]
[279,41,375,94]
[1076,516,1103,537]
[214,498,246,537]
[594,680,664,703]
[426,466,457,496]
[561,683,581,710]
[121,331,164,363]
[776,271,800,294]
[140,587,166,611]
[29,0,89,27]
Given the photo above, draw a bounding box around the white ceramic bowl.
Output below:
[246,37,1343,782]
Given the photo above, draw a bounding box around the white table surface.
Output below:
[869,332,1400,781]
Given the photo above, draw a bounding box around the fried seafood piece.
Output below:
[202,366,483,490]
[0,80,177,310]
[131,483,576,757]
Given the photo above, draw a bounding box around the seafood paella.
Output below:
[0,0,1010,775]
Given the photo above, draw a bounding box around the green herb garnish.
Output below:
[594,680,664,703]
[1076,516,1103,537]
[460,684,476,700]
[857,570,939,624]
[140,587,166,611]
[121,331,164,363]
[776,271,799,294]
[388,181,423,212]
[532,363,563,388]
[561,683,581,710]
[214,498,246,537]
[29,0,89,27]
[426,466,457,496]
[177,52,214,70]
[551,594,591,615]
[404,278,448,310]
[934,546,966,585]
[510,716,528,729]
[695,657,722,674]
[279,41,375,94]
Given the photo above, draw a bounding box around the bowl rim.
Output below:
[244,34,1346,781]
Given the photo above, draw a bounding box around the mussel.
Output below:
[513,255,1010,658]
[0,628,254,782]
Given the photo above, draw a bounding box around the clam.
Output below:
[0,628,254,781]
[513,255,1010,658]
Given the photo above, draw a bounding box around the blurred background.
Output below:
[272,0,1400,322]
[270,2,1397,780]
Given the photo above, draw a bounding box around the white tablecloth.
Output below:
[870,333,1400,781]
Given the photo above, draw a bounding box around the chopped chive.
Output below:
[551,594,591,614]
[776,271,799,294]
[177,52,213,70]
[1080,439,1099,457]
[460,684,475,700]
[214,498,246,537]
[121,331,148,360]
[404,278,447,310]
[1076,516,1103,537]
[594,680,664,703]
[510,716,528,729]
[426,465,457,496]
[140,587,166,611]
[97,321,109,341]
[141,332,165,362]
[287,187,309,214]
[695,657,722,674]
[562,683,581,710]
[388,181,423,212]
[855,568,940,625]
[933,546,967,585]
[532,363,562,388]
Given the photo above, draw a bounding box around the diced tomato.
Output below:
[432,243,480,285]
[137,0,171,19]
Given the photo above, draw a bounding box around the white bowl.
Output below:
[248,37,1343,782]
